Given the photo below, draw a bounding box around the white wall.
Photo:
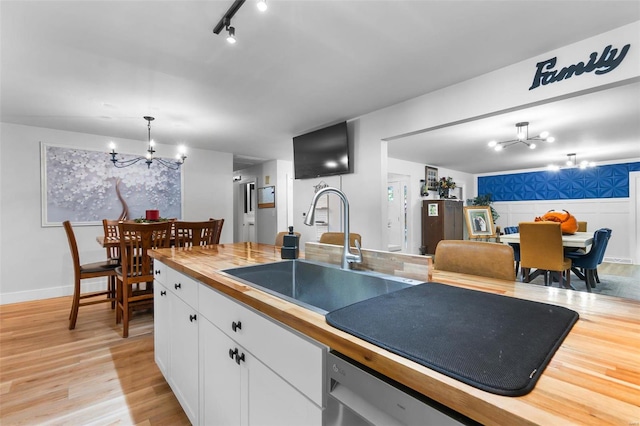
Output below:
[0,122,233,304]
[291,21,638,254]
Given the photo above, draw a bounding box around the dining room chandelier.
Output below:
[547,153,595,171]
[108,116,186,170]
[487,122,555,151]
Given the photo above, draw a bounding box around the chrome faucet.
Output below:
[304,187,362,269]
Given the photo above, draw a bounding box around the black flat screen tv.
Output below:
[293,121,352,180]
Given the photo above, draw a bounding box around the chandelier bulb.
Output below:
[546,136,555,143]
[494,145,503,152]
[488,140,497,148]
[257,0,267,12]
[109,141,116,151]
[539,131,549,139]
[529,143,536,150]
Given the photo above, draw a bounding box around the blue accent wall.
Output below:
[478,162,640,201]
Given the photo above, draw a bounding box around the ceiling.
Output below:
[1,1,639,173]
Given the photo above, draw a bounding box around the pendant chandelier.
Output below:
[547,153,596,170]
[487,122,555,151]
[108,116,187,170]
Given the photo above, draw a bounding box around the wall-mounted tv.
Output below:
[293,121,353,180]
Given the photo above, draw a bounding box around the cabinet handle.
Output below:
[155,269,161,275]
[229,348,238,359]
[235,351,245,365]
[189,314,197,322]
[231,321,242,332]
[174,283,181,289]
[160,290,166,296]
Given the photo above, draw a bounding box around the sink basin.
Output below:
[221,259,424,314]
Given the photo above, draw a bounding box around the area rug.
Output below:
[527,272,640,301]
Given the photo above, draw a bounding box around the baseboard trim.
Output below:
[603,257,633,264]
[0,278,107,305]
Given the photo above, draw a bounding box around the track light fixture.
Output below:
[487,122,555,151]
[226,23,236,44]
[213,0,267,44]
[213,0,246,43]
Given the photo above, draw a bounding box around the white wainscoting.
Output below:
[493,198,634,264]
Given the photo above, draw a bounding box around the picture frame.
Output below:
[425,166,439,191]
[257,186,275,208]
[463,206,496,238]
[41,142,183,226]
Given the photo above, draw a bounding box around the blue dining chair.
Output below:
[566,228,612,292]
[503,226,521,279]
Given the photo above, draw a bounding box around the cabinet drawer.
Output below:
[153,260,168,285]
[160,262,199,308]
[199,283,325,406]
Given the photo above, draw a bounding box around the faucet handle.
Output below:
[348,238,363,264]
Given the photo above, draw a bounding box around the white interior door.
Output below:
[234,180,257,243]
[387,180,405,252]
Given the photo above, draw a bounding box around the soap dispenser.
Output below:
[281,226,299,259]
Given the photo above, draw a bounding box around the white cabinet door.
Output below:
[200,318,243,426]
[247,354,323,426]
[153,281,170,377]
[169,294,199,425]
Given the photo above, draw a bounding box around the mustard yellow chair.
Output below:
[319,232,361,247]
[577,221,587,232]
[434,240,516,281]
[519,222,572,288]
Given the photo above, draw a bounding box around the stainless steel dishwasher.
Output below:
[325,351,476,426]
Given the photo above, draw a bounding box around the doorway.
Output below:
[234,178,257,243]
[387,177,408,252]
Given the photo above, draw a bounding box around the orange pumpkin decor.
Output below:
[534,209,578,234]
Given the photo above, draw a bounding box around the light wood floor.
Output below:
[0,295,189,425]
[1,262,637,424]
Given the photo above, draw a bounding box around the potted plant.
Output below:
[438,177,456,198]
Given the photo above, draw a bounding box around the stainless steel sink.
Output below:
[221,259,424,314]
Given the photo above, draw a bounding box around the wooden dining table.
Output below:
[499,231,593,248]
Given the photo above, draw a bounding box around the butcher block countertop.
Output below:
[149,242,640,426]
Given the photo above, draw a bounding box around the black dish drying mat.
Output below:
[325,282,578,396]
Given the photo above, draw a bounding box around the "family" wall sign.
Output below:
[529,43,631,90]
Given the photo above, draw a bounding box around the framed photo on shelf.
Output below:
[425,166,438,191]
[464,206,496,239]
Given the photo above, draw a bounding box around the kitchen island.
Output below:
[150,242,640,425]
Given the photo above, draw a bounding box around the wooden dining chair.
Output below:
[116,221,171,338]
[174,220,220,247]
[519,221,572,288]
[319,232,361,247]
[63,221,119,330]
[102,219,122,306]
[209,218,225,244]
